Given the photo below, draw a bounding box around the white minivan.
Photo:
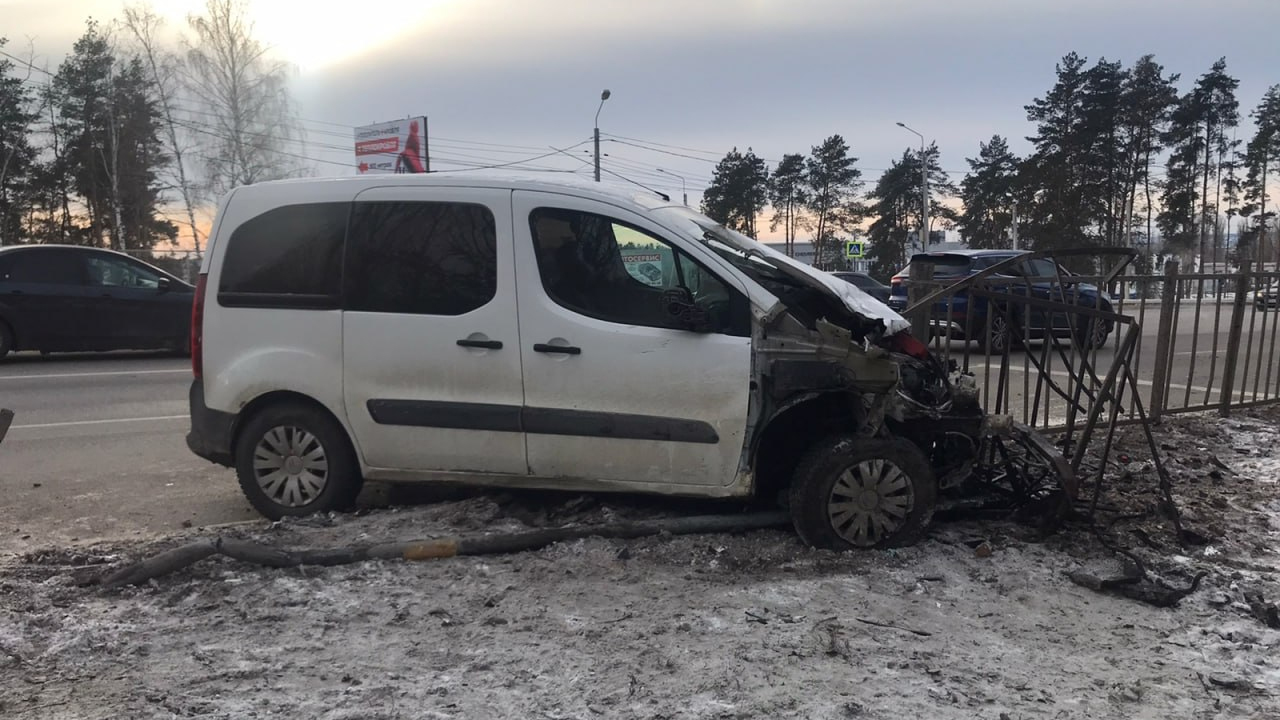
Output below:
[187,172,983,549]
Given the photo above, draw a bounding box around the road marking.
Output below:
[9,414,187,430]
[0,369,189,381]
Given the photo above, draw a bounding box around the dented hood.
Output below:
[669,211,910,336]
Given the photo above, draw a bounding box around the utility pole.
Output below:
[594,89,610,182]
[897,122,929,250]
[657,168,687,206]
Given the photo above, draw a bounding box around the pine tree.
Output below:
[1241,86,1280,263]
[957,135,1020,249]
[0,38,39,246]
[1022,53,1091,250]
[1117,56,1179,257]
[1191,59,1240,269]
[804,135,863,268]
[866,144,954,278]
[52,21,174,251]
[53,20,116,246]
[1078,58,1127,246]
[767,153,808,256]
[700,147,769,238]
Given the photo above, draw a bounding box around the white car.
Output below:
[187,171,969,549]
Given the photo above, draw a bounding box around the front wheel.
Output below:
[234,402,363,519]
[789,435,937,550]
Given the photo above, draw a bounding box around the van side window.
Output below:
[218,203,348,307]
[528,207,749,336]
[345,201,497,316]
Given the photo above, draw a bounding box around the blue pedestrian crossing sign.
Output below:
[844,240,866,259]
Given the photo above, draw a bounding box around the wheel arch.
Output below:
[750,391,866,502]
[231,390,359,467]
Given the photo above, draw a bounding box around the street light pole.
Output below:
[594,89,611,182]
[657,168,687,206]
[896,122,929,251]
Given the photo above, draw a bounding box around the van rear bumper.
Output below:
[186,379,236,467]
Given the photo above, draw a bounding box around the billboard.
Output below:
[354,117,428,174]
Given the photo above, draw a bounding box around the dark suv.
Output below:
[0,244,193,358]
[888,249,1113,353]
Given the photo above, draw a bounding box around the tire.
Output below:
[1075,317,1111,350]
[788,435,936,550]
[234,402,363,520]
[979,313,1011,355]
[0,321,12,359]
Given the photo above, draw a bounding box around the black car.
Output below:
[0,244,194,358]
[832,270,892,303]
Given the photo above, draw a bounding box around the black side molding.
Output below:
[523,407,719,444]
[367,399,522,432]
[365,400,718,444]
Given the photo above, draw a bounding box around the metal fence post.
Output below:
[1149,260,1179,422]
[1218,259,1252,417]
[907,260,933,342]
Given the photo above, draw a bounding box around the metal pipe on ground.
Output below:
[98,511,793,588]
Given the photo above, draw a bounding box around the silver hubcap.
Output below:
[828,459,915,547]
[253,426,329,508]
[990,316,1009,351]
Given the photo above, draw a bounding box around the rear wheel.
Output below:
[234,402,363,519]
[789,435,936,550]
[978,313,1012,355]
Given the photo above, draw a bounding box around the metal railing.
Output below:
[901,254,1280,433]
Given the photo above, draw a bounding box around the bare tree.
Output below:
[122,3,205,257]
[184,0,304,197]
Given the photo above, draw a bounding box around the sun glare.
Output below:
[152,0,455,71]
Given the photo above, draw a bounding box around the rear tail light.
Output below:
[191,273,207,378]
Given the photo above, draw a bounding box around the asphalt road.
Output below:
[0,353,255,557]
[1,300,1276,557]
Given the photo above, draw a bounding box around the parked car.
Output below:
[0,244,194,358]
[1255,283,1278,311]
[831,270,891,304]
[187,171,998,550]
[887,249,1113,353]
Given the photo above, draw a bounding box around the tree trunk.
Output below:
[1199,121,1213,273]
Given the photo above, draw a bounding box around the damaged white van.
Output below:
[187,172,1010,549]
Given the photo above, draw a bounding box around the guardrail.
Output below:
[900,253,1280,433]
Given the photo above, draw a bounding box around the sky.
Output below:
[4,0,1280,237]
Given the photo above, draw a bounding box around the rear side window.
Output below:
[218,203,348,307]
[2,250,86,285]
[345,201,497,316]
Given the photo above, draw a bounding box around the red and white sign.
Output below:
[353,117,428,174]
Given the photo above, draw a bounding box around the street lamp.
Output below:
[657,168,687,206]
[594,89,611,182]
[896,121,929,250]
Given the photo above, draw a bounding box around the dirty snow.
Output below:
[4,409,1280,719]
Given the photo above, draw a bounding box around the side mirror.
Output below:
[662,287,711,333]
[157,277,172,293]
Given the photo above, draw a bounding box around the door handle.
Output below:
[533,343,581,355]
[457,338,503,350]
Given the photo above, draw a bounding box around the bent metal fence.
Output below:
[901,251,1280,438]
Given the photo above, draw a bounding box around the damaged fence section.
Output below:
[900,251,1280,432]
